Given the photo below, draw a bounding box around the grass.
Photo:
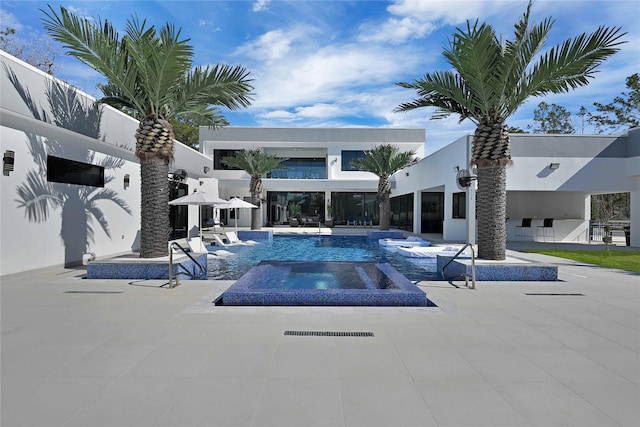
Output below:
[523,248,640,273]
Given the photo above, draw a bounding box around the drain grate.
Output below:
[284,330,374,337]
[525,293,584,296]
[64,290,124,294]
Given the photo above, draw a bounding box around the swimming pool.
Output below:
[220,261,429,306]
[206,235,438,281]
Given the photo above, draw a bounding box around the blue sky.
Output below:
[2,0,639,153]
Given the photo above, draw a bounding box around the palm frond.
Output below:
[351,144,417,178]
[444,19,502,118]
[221,148,286,176]
[395,72,476,123]
[525,26,626,98]
[41,6,141,112]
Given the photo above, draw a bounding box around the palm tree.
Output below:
[41,6,253,258]
[351,144,418,231]
[395,1,625,260]
[221,149,286,230]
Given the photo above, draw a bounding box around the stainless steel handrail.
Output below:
[168,242,206,288]
[440,243,476,289]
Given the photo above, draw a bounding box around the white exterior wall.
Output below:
[0,51,214,275]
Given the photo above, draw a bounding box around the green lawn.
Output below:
[523,249,640,273]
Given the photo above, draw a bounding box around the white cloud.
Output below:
[235,27,312,63]
[252,0,271,13]
[360,0,522,44]
[0,8,24,31]
[359,16,436,44]
[247,41,422,110]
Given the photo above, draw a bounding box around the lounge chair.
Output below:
[188,237,233,257]
[210,233,252,247]
[224,231,257,245]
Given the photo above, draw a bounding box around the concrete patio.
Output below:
[1,236,638,426]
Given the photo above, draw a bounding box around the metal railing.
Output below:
[440,243,476,289]
[168,242,206,288]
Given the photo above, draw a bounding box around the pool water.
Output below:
[253,261,398,290]
[206,235,437,281]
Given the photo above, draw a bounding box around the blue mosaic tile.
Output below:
[238,230,273,241]
[87,254,208,280]
[221,261,428,306]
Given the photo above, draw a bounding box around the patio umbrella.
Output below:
[221,197,258,232]
[168,191,229,239]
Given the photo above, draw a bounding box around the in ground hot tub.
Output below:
[218,261,429,306]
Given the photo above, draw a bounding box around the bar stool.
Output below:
[537,218,555,242]
[515,218,533,240]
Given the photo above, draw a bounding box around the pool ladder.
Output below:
[440,243,476,289]
[168,242,206,288]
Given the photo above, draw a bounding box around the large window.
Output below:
[331,192,377,225]
[47,155,104,187]
[267,158,326,179]
[452,192,466,219]
[213,149,242,170]
[341,150,367,171]
[266,192,325,224]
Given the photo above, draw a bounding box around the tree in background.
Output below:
[169,118,200,150]
[42,6,253,258]
[221,149,286,230]
[350,144,418,231]
[589,73,639,133]
[529,101,575,134]
[395,1,625,260]
[1,26,58,74]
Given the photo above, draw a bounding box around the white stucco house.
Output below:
[1,49,638,276]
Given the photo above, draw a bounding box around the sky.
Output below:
[1,0,639,154]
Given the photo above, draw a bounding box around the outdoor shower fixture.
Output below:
[3,150,15,175]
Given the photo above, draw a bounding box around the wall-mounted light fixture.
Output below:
[203,166,210,173]
[123,174,130,189]
[405,172,410,177]
[3,150,15,176]
[549,162,560,170]
[453,165,460,173]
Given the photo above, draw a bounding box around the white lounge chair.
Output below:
[224,231,257,245]
[188,237,233,258]
[396,246,462,258]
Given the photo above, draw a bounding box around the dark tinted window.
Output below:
[47,155,104,187]
[214,149,242,170]
[452,192,466,219]
[341,150,367,171]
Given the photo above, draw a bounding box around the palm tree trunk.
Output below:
[140,157,170,258]
[476,165,507,260]
[472,119,510,261]
[250,176,262,230]
[378,177,391,230]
